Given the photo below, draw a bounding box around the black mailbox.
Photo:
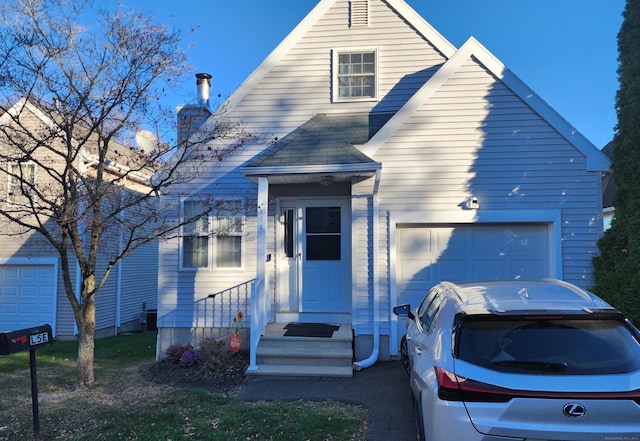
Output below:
[0,324,53,355]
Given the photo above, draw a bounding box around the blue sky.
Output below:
[131,0,624,149]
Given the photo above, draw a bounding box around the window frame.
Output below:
[213,199,245,270]
[332,47,379,102]
[7,161,36,205]
[180,198,211,270]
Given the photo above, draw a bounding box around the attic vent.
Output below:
[350,0,369,27]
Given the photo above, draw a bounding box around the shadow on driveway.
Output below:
[238,361,415,441]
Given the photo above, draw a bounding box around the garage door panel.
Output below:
[439,259,469,281]
[473,260,508,280]
[510,259,548,279]
[397,224,550,306]
[0,264,56,333]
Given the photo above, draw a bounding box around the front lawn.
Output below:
[0,332,367,440]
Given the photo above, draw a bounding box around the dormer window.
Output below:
[333,48,378,101]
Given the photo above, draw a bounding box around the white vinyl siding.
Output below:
[371,56,602,291]
[231,0,447,126]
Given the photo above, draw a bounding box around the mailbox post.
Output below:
[0,324,53,441]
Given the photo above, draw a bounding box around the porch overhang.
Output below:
[240,162,381,185]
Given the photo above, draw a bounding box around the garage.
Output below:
[397,223,550,307]
[0,263,57,333]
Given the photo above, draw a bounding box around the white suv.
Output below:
[394,279,640,441]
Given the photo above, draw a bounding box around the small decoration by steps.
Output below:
[229,311,244,352]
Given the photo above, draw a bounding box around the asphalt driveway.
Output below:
[238,360,416,441]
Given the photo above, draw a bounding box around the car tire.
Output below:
[400,335,411,375]
[413,395,426,441]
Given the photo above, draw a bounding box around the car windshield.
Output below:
[456,315,640,375]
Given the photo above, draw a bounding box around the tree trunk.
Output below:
[76,291,96,388]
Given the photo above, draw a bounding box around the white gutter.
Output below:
[353,168,381,371]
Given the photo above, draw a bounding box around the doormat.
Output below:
[283,322,340,338]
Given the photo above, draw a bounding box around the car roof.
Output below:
[444,279,615,315]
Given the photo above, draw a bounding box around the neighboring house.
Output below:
[0,99,158,338]
[601,141,615,230]
[157,0,610,375]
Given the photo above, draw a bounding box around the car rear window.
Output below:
[456,315,640,375]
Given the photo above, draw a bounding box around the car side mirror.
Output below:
[393,304,415,320]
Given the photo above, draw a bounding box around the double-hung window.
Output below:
[7,162,36,205]
[334,49,377,101]
[182,199,210,268]
[215,200,243,268]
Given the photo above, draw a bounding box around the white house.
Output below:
[157,0,610,376]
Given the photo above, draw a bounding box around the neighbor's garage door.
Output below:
[397,224,550,307]
[0,264,56,333]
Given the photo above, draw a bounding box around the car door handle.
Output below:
[415,346,422,356]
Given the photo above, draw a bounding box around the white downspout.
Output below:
[353,168,381,371]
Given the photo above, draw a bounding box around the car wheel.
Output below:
[413,395,426,441]
[400,335,411,375]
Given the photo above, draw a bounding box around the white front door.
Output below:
[278,199,351,314]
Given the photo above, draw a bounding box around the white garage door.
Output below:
[0,264,56,333]
[397,223,550,308]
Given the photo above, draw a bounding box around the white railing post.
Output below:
[248,279,264,372]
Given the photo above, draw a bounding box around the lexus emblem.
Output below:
[563,403,586,419]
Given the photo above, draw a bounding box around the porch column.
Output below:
[256,177,269,298]
[249,177,269,371]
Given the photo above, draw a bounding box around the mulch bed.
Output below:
[141,350,252,395]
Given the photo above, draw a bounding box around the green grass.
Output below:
[0,332,367,441]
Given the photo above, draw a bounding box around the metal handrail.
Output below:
[195,279,255,329]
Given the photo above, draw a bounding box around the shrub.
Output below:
[196,337,243,379]
[179,348,200,367]
[165,342,193,362]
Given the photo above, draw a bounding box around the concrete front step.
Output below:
[246,322,354,378]
[246,364,354,378]
[256,347,353,367]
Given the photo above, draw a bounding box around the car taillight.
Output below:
[436,367,512,402]
[435,367,640,404]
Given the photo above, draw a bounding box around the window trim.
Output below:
[332,47,379,102]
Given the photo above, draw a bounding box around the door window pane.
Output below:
[306,207,341,261]
[306,207,341,233]
[283,208,294,258]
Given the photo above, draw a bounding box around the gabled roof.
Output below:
[221,0,609,174]
[359,37,610,172]
[222,0,456,113]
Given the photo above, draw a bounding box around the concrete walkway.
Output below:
[238,361,416,441]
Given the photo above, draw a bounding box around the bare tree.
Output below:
[0,0,250,387]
